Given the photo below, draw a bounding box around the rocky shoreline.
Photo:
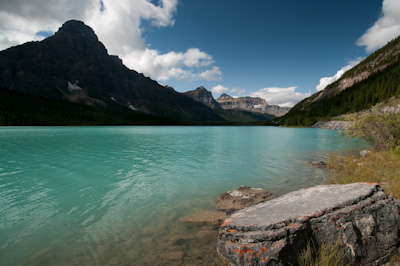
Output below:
[311,120,355,130]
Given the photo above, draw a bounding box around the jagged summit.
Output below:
[216,93,290,117]
[57,20,98,41]
[183,86,222,109]
[47,19,108,57]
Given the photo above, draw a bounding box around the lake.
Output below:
[0,126,369,265]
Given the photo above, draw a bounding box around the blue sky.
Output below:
[145,0,382,101]
[1,0,400,106]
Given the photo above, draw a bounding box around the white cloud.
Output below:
[211,85,246,96]
[0,0,221,82]
[212,84,229,94]
[199,66,222,81]
[124,48,221,81]
[230,88,246,95]
[357,0,400,52]
[251,87,311,107]
[315,58,363,91]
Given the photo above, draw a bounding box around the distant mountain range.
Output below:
[275,35,400,127]
[215,93,290,117]
[183,87,290,118]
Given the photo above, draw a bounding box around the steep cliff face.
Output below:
[216,93,290,117]
[183,86,222,109]
[217,93,267,111]
[0,20,223,122]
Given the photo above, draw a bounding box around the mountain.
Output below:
[276,35,400,127]
[216,93,290,117]
[183,86,222,109]
[183,87,276,122]
[0,20,223,122]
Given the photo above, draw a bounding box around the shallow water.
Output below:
[0,126,369,265]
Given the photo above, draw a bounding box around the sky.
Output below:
[1,0,400,107]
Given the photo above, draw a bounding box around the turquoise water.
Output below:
[0,126,369,265]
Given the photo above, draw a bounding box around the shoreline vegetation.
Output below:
[299,108,400,265]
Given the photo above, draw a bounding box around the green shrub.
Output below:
[343,112,400,151]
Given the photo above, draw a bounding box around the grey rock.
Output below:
[216,186,276,212]
[360,150,371,157]
[308,161,327,168]
[217,183,400,266]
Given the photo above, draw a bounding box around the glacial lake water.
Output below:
[0,126,369,265]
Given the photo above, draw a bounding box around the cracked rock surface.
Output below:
[217,183,400,266]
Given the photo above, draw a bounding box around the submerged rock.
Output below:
[179,210,226,226]
[159,251,184,261]
[308,161,327,168]
[217,183,400,266]
[216,186,276,212]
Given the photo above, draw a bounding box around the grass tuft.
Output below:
[298,237,348,266]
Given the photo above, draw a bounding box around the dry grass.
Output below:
[327,150,400,199]
[298,237,348,266]
[386,254,400,266]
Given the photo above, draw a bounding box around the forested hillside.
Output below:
[274,36,400,127]
[0,87,180,126]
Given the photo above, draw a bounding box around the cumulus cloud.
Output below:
[124,48,221,81]
[212,84,229,94]
[199,66,223,81]
[230,88,246,95]
[211,85,246,96]
[251,87,311,107]
[357,0,400,52]
[315,58,363,91]
[0,0,221,82]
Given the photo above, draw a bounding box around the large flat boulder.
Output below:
[217,183,400,265]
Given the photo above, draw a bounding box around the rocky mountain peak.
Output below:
[217,93,233,101]
[195,86,207,91]
[49,20,107,53]
[57,20,98,40]
[216,94,290,117]
[183,86,222,109]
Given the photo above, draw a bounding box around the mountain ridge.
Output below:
[216,93,290,117]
